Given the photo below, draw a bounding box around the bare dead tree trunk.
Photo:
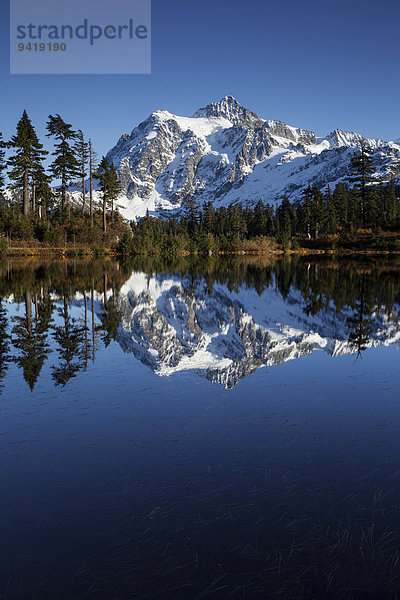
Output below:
[89,139,93,226]
[81,131,87,214]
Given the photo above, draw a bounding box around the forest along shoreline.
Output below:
[1,110,400,259]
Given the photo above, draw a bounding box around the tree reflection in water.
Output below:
[0,255,399,391]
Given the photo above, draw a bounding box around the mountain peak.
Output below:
[105,96,400,222]
[326,129,362,147]
[218,95,242,109]
[193,95,264,127]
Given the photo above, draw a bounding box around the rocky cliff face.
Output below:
[105,96,400,221]
[113,271,400,388]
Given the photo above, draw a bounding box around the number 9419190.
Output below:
[18,42,67,52]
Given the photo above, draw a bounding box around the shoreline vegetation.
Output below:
[2,235,400,258]
[1,110,400,259]
[1,186,400,257]
[3,247,400,258]
[1,204,400,258]
[1,201,400,258]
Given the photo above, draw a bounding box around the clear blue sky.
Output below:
[1,0,399,157]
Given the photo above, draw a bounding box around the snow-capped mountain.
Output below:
[114,271,400,388]
[106,95,400,221]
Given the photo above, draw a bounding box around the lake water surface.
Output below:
[1,256,400,599]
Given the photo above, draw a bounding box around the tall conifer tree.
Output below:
[7,111,47,216]
[95,156,121,233]
[32,164,53,219]
[276,196,292,247]
[350,142,373,228]
[182,194,200,235]
[46,114,79,212]
[30,161,51,217]
[254,199,268,236]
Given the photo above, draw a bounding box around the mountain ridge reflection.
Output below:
[1,256,400,391]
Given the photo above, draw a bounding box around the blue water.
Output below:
[1,257,400,599]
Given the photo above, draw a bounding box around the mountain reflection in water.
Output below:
[1,256,399,392]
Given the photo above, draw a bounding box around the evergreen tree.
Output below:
[74,129,89,213]
[46,114,79,212]
[309,185,326,238]
[12,291,52,390]
[347,186,361,233]
[31,161,51,217]
[182,194,200,235]
[265,203,275,236]
[350,142,373,228]
[51,297,85,386]
[95,156,121,233]
[298,186,313,238]
[365,185,379,230]
[227,203,246,242]
[107,162,121,223]
[253,199,268,236]
[276,196,292,248]
[7,111,47,216]
[332,183,349,231]
[34,166,53,220]
[382,179,398,226]
[202,201,216,234]
[325,186,338,234]
[216,206,228,237]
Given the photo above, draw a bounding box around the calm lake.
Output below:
[1,256,400,599]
